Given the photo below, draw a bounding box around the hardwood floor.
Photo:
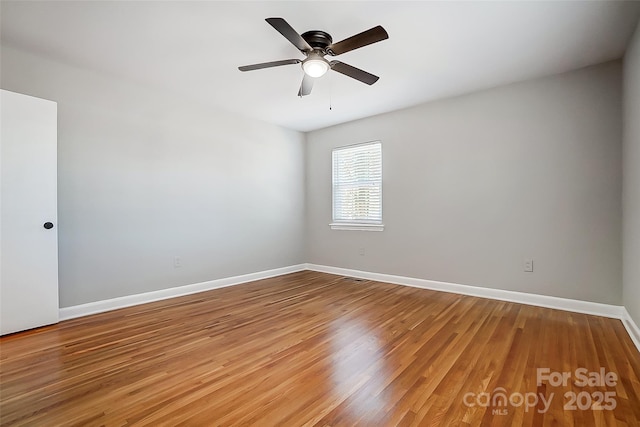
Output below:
[1,271,639,426]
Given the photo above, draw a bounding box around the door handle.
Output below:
[43,222,54,229]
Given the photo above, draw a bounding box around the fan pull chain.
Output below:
[329,72,333,111]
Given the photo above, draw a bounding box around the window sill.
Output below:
[329,223,384,231]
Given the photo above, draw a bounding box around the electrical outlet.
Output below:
[359,247,365,256]
[174,256,182,268]
[524,258,533,272]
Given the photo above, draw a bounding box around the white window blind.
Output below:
[332,142,382,229]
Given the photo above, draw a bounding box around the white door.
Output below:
[1,89,59,335]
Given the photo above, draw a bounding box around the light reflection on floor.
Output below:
[329,314,390,422]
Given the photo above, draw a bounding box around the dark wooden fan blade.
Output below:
[298,73,314,96]
[266,18,313,53]
[327,25,388,56]
[330,61,379,85]
[238,59,301,72]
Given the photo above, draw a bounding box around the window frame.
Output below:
[330,141,384,232]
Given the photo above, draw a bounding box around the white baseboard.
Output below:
[58,262,640,354]
[59,264,306,321]
[305,263,625,319]
[306,263,640,353]
[621,308,640,353]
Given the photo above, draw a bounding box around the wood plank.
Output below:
[1,271,638,426]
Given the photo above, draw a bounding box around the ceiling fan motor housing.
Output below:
[301,30,333,52]
[300,31,333,77]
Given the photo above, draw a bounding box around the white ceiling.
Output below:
[2,1,640,132]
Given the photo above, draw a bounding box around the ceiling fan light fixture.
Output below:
[302,57,329,78]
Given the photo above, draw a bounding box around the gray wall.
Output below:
[1,43,629,309]
[1,45,306,307]
[306,62,623,305]
[623,23,640,324]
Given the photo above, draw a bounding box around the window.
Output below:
[331,141,383,231]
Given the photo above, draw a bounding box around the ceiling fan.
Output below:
[238,18,389,97]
